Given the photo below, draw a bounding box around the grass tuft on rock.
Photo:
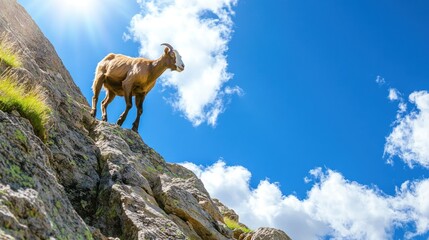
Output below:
[0,37,21,68]
[224,217,252,233]
[0,75,50,140]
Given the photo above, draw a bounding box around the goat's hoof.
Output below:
[102,116,107,122]
[90,109,96,117]
[132,127,138,132]
[116,120,123,126]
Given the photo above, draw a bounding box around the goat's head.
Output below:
[161,43,185,72]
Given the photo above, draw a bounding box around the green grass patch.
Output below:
[8,164,35,188]
[14,129,27,143]
[0,37,21,68]
[84,228,94,240]
[0,75,50,140]
[224,217,252,233]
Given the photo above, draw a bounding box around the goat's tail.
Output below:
[92,55,114,93]
[92,68,105,94]
[90,69,105,117]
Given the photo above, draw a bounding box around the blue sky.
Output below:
[19,0,429,239]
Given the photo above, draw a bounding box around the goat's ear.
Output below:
[164,47,169,55]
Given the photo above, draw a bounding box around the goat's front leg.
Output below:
[117,94,132,126]
[117,79,133,126]
[132,93,145,132]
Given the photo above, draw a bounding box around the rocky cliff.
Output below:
[0,1,291,239]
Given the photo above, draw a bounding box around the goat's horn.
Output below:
[161,43,174,52]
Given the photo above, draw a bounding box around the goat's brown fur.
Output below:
[90,45,184,132]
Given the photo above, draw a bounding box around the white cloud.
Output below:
[185,161,252,206]
[224,86,244,96]
[304,170,403,240]
[394,180,429,238]
[182,160,429,240]
[384,91,429,168]
[398,102,407,114]
[388,88,400,101]
[376,75,386,85]
[127,0,240,126]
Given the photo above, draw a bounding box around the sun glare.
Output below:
[42,0,106,45]
[63,0,92,9]
[23,0,133,48]
[55,0,97,17]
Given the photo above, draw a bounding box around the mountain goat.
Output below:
[90,43,185,132]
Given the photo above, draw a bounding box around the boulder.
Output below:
[213,198,240,222]
[251,227,292,240]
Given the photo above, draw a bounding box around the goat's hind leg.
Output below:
[117,94,132,126]
[90,72,105,118]
[101,90,116,121]
[117,76,134,126]
[132,93,145,132]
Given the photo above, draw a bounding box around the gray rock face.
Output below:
[251,228,292,240]
[89,122,232,239]
[154,172,229,240]
[0,0,100,225]
[0,0,292,239]
[213,198,239,222]
[0,108,92,239]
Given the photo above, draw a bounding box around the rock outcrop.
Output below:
[241,228,292,240]
[213,199,239,222]
[0,0,291,239]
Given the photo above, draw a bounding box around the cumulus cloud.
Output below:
[182,160,429,240]
[394,180,429,238]
[384,91,429,168]
[184,161,251,206]
[127,0,240,126]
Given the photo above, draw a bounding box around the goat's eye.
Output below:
[170,52,175,58]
